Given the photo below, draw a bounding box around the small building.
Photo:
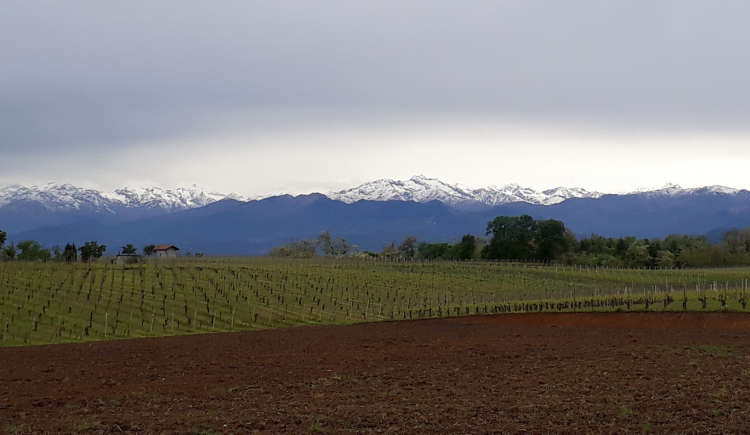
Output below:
[115,254,140,265]
[153,245,180,258]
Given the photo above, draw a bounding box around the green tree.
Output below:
[121,244,137,255]
[482,215,537,260]
[614,237,638,259]
[456,234,477,260]
[0,230,6,249]
[1,243,16,261]
[417,242,449,260]
[482,215,567,261]
[63,243,78,263]
[625,241,651,268]
[535,219,567,261]
[79,241,106,263]
[721,227,750,254]
[16,240,51,261]
[656,250,676,268]
[143,244,156,257]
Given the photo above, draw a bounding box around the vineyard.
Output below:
[1,257,750,346]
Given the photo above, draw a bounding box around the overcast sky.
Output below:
[2,1,749,196]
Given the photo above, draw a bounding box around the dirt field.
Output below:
[2,312,750,434]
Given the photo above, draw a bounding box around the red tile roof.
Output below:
[153,245,180,251]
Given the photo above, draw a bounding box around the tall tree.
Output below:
[79,241,106,263]
[456,234,477,260]
[535,219,567,261]
[0,230,6,249]
[63,243,78,263]
[482,215,537,260]
[483,215,567,262]
[121,244,138,255]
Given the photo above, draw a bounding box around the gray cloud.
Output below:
[1,1,749,191]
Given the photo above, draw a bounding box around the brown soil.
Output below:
[2,312,750,434]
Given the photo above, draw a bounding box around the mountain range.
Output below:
[0,183,242,212]
[3,175,735,213]
[1,176,749,255]
[327,175,604,206]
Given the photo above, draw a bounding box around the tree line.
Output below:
[269,215,750,268]
[270,231,357,258]
[375,215,567,262]
[6,215,750,268]
[0,231,163,263]
[568,230,750,268]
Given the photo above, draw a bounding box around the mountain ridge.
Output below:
[2,177,747,214]
[0,183,244,212]
[9,189,750,255]
[3,177,750,253]
[326,175,604,206]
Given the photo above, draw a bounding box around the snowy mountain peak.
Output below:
[627,183,741,198]
[326,176,750,206]
[2,178,748,213]
[326,176,603,206]
[0,183,244,212]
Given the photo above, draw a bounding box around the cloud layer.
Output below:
[2,1,749,194]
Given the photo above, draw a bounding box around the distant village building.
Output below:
[153,245,180,258]
[115,254,140,265]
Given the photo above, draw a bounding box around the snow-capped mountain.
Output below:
[2,178,747,214]
[326,175,604,206]
[627,183,742,198]
[0,183,244,212]
[5,177,750,252]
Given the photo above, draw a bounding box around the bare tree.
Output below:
[398,236,418,258]
[316,230,336,256]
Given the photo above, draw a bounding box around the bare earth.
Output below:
[2,312,750,434]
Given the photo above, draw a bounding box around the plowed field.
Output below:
[2,312,750,434]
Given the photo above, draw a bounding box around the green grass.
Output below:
[0,257,749,346]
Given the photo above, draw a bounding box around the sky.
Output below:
[2,1,749,197]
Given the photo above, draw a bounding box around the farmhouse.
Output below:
[153,245,180,258]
